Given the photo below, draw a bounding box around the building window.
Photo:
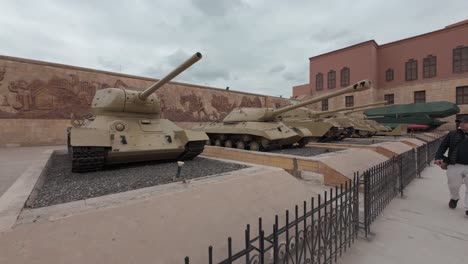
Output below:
[384,94,394,105]
[414,90,426,103]
[327,70,336,89]
[405,59,418,81]
[316,73,323,91]
[423,55,437,78]
[386,68,394,82]
[340,67,350,87]
[345,95,354,107]
[456,86,468,105]
[453,46,468,73]
[322,99,329,111]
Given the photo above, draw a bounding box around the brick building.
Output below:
[292,20,468,129]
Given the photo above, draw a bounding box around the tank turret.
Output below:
[223,80,372,123]
[91,52,202,115]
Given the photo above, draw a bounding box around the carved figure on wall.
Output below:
[180,92,211,121]
[8,80,32,110]
[211,94,235,115]
[239,96,262,108]
[0,74,129,118]
[0,67,5,83]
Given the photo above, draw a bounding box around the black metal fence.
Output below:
[185,177,360,264]
[361,136,445,237]
[360,157,399,237]
[185,136,445,263]
[416,145,427,176]
[427,137,444,161]
[399,150,417,193]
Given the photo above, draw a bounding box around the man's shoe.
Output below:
[449,199,459,209]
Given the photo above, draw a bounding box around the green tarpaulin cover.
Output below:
[364,101,459,118]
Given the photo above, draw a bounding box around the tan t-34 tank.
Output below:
[342,104,393,134]
[275,84,376,142]
[192,80,371,151]
[316,101,389,138]
[67,52,208,172]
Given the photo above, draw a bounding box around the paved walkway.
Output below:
[339,164,468,264]
[0,146,64,197]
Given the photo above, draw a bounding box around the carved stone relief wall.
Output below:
[0,56,291,122]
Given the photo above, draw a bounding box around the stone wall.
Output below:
[0,55,291,147]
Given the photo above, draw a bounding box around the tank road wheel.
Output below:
[224,139,233,148]
[214,139,223,147]
[297,138,309,148]
[205,139,212,146]
[236,141,245,150]
[249,141,261,151]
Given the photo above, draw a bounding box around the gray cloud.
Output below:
[191,0,245,16]
[0,0,467,97]
[268,64,286,74]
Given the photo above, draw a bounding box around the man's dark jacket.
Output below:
[435,129,466,165]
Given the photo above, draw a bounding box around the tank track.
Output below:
[71,147,107,173]
[178,141,206,161]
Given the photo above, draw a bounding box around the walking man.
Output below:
[435,116,468,216]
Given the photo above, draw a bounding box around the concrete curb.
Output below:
[0,149,53,232]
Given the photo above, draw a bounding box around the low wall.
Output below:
[0,119,69,147]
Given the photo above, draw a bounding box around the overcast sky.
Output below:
[0,0,467,97]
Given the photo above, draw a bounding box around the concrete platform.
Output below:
[0,153,332,264]
[337,165,468,264]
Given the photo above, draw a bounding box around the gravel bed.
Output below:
[270,146,341,157]
[28,153,248,208]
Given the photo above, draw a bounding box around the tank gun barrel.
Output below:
[267,80,371,120]
[313,106,351,117]
[343,102,386,115]
[315,101,386,117]
[138,52,203,101]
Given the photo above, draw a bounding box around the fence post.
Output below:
[362,170,369,238]
[354,175,360,241]
[425,143,429,166]
[398,155,404,197]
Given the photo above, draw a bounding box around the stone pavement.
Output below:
[0,146,64,197]
[338,164,468,264]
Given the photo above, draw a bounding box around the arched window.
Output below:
[315,73,323,91]
[327,70,336,89]
[423,55,437,78]
[386,68,394,82]
[405,59,418,81]
[340,67,350,87]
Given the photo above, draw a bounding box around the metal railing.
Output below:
[361,137,444,237]
[427,137,444,161]
[399,150,417,194]
[185,136,446,263]
[416,145,427,176]
[185,177,360,264]
[360,157,399,237]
